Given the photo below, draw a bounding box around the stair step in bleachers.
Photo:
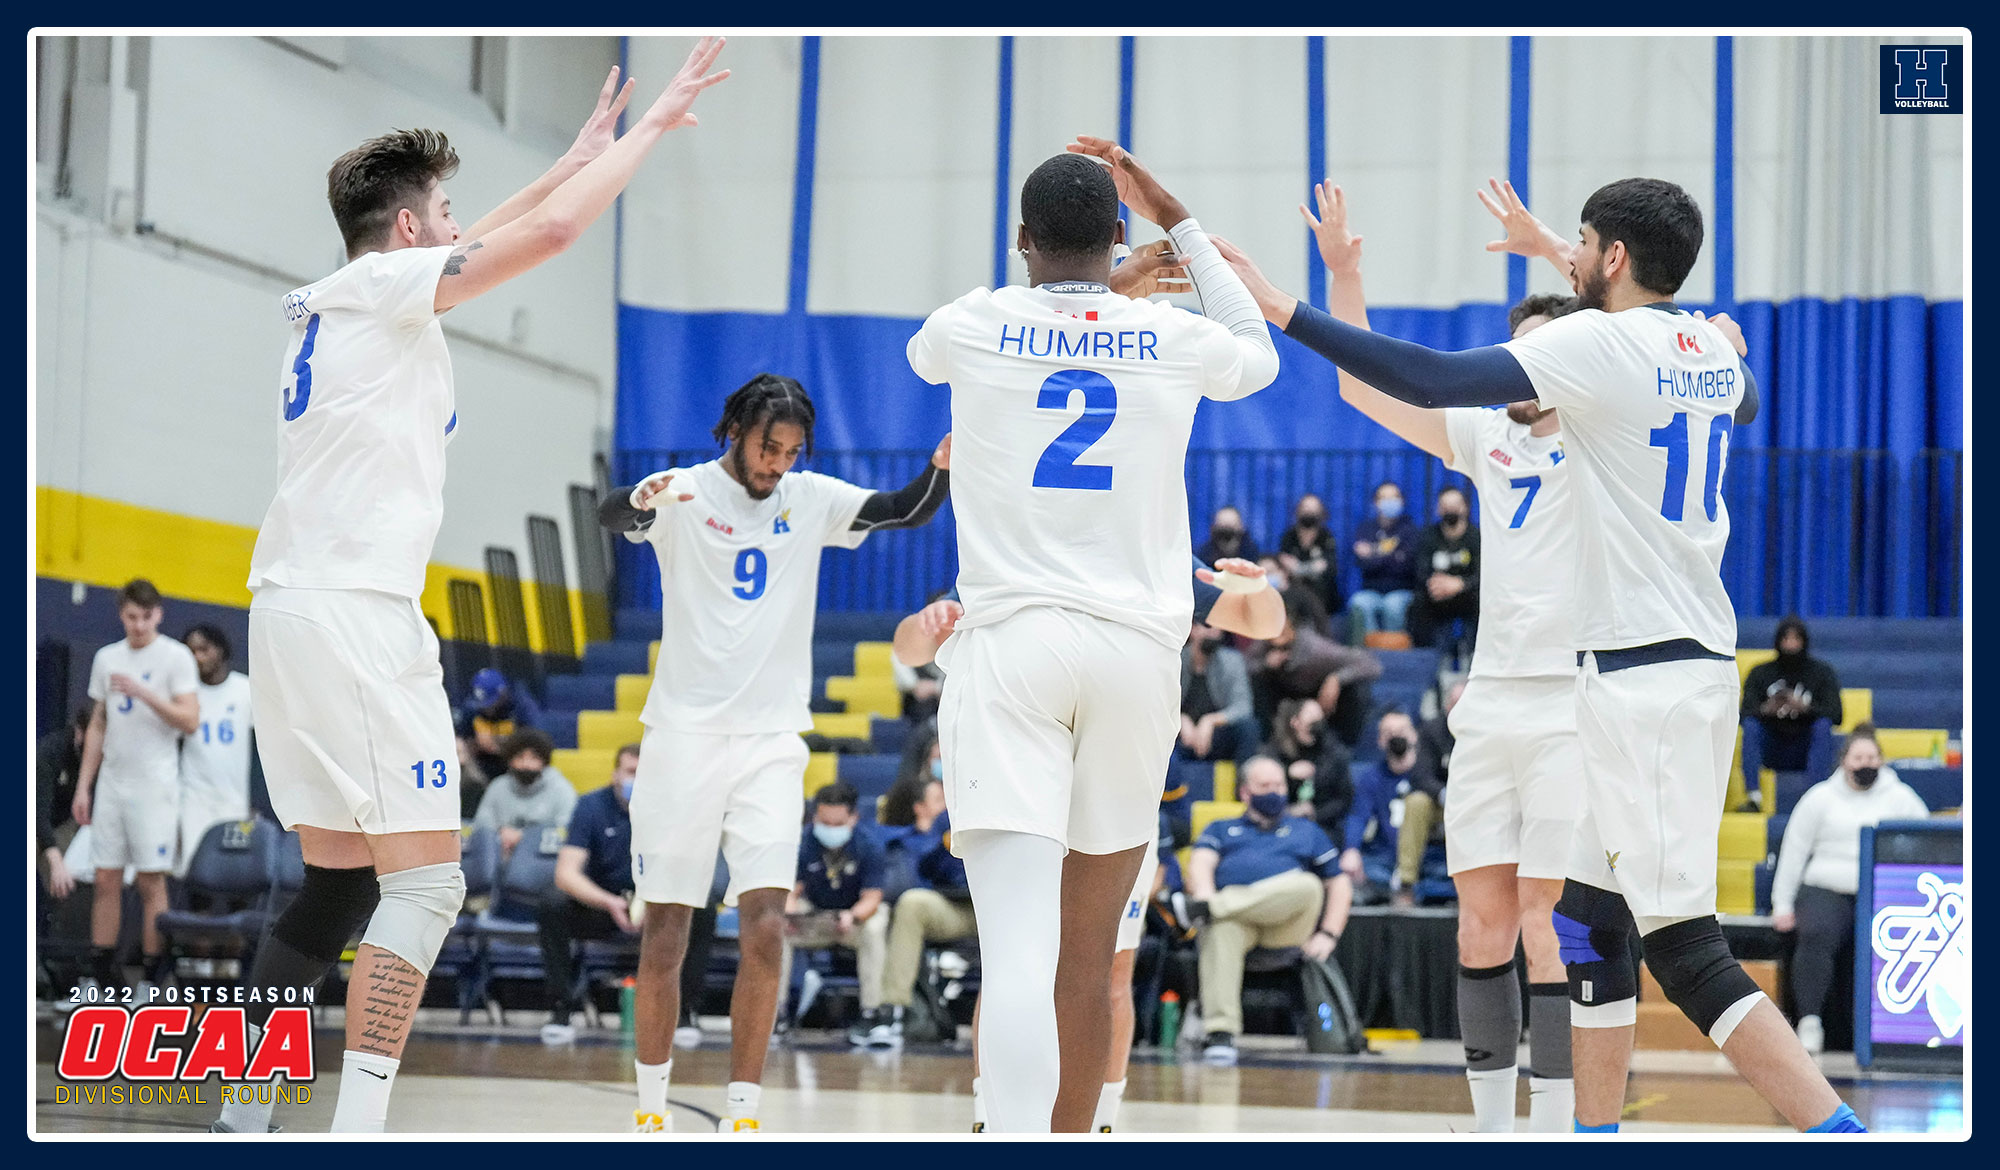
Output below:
[547,673,617,710]
[545,709,579,750]
[582,641,651,677]
[871,718,912,756]
[614,607,660,642]
[812,611,904,644]
[1868,688,1963,734]
[1736,616,1961,653]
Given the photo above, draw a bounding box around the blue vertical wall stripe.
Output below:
[787,36,823,316]
[1714,36,1736,309]
[1305,36,1328,313]
[993,36,1015,292]
[1506,36,1532,307]
[1117,36,1136,223]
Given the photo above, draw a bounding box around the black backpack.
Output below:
[1297,956,1367,1055]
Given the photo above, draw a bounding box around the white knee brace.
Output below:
[359,862,465,975]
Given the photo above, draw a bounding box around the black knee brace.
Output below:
[1553,880,1638,1009]
[271,865,381,962]
[1639,916,1763,1036]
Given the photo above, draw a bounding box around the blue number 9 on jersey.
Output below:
[733,548,768,600]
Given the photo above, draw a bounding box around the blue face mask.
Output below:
[813,822,854,850]
[615,776,635,802]
[931,758,944,781]
[1249,791,1288,819]
[1378,498,1404,520]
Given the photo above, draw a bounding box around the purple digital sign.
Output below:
[1868,863,1967,1048]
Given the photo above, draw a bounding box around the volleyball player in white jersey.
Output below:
[906,139,1278,1132]
[1244,176,1864,1134]
[177,625,255,875]
[71,579,200,998]
[599,377,950,1134]
[216,42,731,1135]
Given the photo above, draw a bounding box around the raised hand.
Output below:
[632,471,695,510]
[1210,235,1297,327]
[1196,557,1266,586]
[916,599,964,640]
[1064,136,1189,229]
[1476,178,1569,266]
[638,36,731,132]
[1107,240,1192,299]
[1694,309,1750,358]
[1299,181,1364,279]
[564,66,638,164]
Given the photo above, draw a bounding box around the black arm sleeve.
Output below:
[35,739,59,853]
[1734,360,1760,425]
[1282,302,1538,408]
[851,463,949,532]
[598,485,653,535]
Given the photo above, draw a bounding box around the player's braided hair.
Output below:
[713,373,817,456]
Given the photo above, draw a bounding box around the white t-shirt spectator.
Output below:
[1771,769,1931,915]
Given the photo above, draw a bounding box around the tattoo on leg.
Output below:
[442,240,485,277]
[356,958,424,1056]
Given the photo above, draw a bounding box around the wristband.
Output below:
[1211,570,1269,595]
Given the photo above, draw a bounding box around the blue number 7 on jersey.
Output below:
[1507,475,1542,529]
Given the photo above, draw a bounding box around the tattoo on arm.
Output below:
[442,240,485,278]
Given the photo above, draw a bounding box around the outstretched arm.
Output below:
[893,597,963,669]
[599,471,697,540]
[852,435,951,533]
[433,37,731,313]
[461,66,636,242]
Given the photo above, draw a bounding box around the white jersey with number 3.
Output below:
[248,245,458,601]
[908,282,1268,650]
[1501,305,1743,656]
[632,459,873,735]
[1442,408,1575,678]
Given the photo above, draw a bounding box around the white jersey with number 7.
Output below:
[908,281,1269,651]
[1501,304,1745,657]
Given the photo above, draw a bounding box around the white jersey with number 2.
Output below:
[1501,305,1744,656]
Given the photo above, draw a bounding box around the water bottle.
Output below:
[1158,990,1181,1051]
[620,977,637,1041]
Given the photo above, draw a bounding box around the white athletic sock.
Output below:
[328,1050,400,1133]
[215,1023,274,1133]
[1093,1079,1126,1131]
[1465,1066,1517,1132]
[1528,1077,1575,1133]
[725,1081,761,1119]
[972,1077,988,1129]
[635,1059,672,1117]
[960,829,1066,1134]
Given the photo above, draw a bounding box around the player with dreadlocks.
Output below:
[598,372,950,1133]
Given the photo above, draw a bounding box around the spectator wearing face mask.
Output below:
[539,744,642,1044]
[1410,486,1480,651]
[1277,494,1342,619]
[1197,506,1262,568]
[472,729,577,860]
[1770,725,1929,1055]
[1251,594,1383,749]
[1348,481,1419,636]
[1392,680,1463,905]
[1341,709,1422,898]
[1180,617,1258,763]
[1741,616,1843,809]
[1260,697,1354,842]
[782,782,891,1045]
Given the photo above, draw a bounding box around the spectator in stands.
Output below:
[1186,756,1353,1065]
[472,730,577,860]
[1772,725,1929,1055]
[1347,481,1419,636]
[1276,493,1342,619]
[781,783,891,1045]
[1410,487,1480,651]
[1742,617,1843,809]
[539,744,642,1045]
[1394,680,1464,906]
[879,767,948,903]
[1252,595,1384,747]
[454,737,490,820]
[37,709,91,909]
[1196,506,1262,567]
[892,593,952,725]
[456,667,545,781]
[1260,697,1354,842]
[1180,616,1258,763]
[1341,709,1422,901]
[875,806,974,1047]
[884,720,942,825]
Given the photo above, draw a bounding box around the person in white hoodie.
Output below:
[1771,724,1931,1053]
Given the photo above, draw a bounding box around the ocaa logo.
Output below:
[1880,45,1962,115]
[58,1006,315,1083]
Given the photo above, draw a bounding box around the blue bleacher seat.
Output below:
[1897,766,1962,812]
[1753,860,1776,915]
[543,709,579,750]
[1766,813,1789,860]
[582,641,651,677]
[546,674,618,711]
[156,819,282,964]
[813,612,903,643]
[614,607,660,641]
[871,717,911,756]
[1176,760,1216,804]
[839,755,902,799]
[812,643,855,679]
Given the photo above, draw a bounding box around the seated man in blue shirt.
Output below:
[780,782,889,1043]
[1186,756,1353,1065]
[539,743,641,1044]
[1342,709,1422,902]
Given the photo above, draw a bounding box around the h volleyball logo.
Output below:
[1881,45,1961,115]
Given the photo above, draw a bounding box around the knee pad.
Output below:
[359,862,465,975]
[1639,916,1764,1043]
[271,865,381,963]
[1553,880,1638,1025]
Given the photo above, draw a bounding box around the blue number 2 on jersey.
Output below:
[733,548,768,600]
[283,313,322,421]
[1032,369,1117,491]
[1649,411,1732,522]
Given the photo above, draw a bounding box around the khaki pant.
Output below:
[1397,791,1442,886]
[1196,869,1325,1036]
[781,907,891,1010]
[880,888,978,1008]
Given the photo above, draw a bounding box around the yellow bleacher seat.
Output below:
[803,752,838,797]
[616,674,650,713]
[1176,847,1193,882]
[1191,800,1245,842]
[649,641,660,673]
[1727,728,1777,813]
[1718,812,1767,862]
[577,710,644,751]
[1716,859,1757,916]
[1736,648,1775,687]
[826,675,901,720]
[1839,688,1873,732]
[853,642,895,679]
[811,712,872,741]
[1877,728,1946,763]
[553,748,616,792]
[1212,760,1238,799]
